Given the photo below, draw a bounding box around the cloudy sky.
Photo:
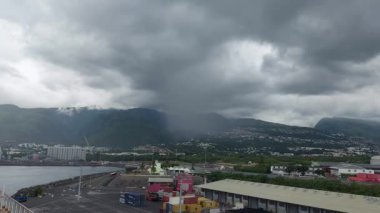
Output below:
[1,0,380,126]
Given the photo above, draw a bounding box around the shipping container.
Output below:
[163,195,170,202]
[169,196,181,205]
[184,196,198,204]
[166,203,172,213]
[197,197,208,205]
[119,197,125,204]
[209,208,220,213]
[166,203,188,213]
[124,192,145,207]
[201,209,210,213]
[147,192,159,201]
[186,204,202,213]
[200,200,214,208]
[163,187,173,192]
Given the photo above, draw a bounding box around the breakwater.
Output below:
[13,172,113,197]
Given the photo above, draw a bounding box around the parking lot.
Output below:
[24,174,162,213]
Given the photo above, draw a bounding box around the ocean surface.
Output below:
[0,166,121,195]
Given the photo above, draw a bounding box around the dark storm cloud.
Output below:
[1,0,380,126]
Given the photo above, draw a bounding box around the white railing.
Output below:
[0,191,33,213]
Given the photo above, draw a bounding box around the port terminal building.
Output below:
[47,146,86,161]
[197,179,380,213]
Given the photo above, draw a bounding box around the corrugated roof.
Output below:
[198,179,380,213]
[330,163,366,170]
[147,177,173,183]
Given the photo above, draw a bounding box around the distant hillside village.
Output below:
[0,142,380,178]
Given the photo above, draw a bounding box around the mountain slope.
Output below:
[0,105,350,148]
[315,117,380,140]
[0,105,172,148]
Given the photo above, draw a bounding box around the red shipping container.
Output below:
[148,184,161,193]
[184,197,198,204]
[163,195,170,202]
[349,177,367,182]
[367,174,377,179]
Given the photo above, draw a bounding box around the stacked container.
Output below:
[161,196,220,213]
[123,192,145,207]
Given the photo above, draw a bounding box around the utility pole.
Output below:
[204,146,207,170]
[178,179,183,213]
[133,144,135,162]
[175,148,177,165]
[77,163,83,200]
[78,167,82,199]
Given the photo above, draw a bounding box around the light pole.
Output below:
[204,146,207,170]
[76,151,83,200]
[78,167,82,199]
[178,179,183,213]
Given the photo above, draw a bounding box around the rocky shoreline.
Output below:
[13,172,114,197]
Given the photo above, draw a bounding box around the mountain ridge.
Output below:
[315,117,380,141]
[0,105,379,147]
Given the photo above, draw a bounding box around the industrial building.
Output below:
[47,146,86,161]
[198,179,380,213]
[329,163,374,176]
[370,156,380,165]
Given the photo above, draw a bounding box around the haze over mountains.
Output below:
[315,117,380,140]
[0,105,379,148]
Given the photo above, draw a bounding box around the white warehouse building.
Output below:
[370,156,380,165]
[198,179,380,213]
[329,163,374,176]
[47,146,86,161]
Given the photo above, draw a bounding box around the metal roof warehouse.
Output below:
[197,179,380,213]
[147,177,173,183]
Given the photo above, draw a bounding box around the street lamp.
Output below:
[204,146,207,170]
[178,179,183,213]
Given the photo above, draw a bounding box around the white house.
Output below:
[270,165,287,176]
[330,163,374,176]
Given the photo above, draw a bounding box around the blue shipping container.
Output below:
[124,192,145,207]
[166,203,172,213]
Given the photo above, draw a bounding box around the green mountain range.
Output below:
[0,105,379,148]
[0,105,171,148]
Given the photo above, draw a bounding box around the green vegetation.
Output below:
[207,172,380,197]
[233,164,271,174]
[94,152,370,171]
[177,154,370,165]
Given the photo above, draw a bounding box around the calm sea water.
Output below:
[0,166,120,195]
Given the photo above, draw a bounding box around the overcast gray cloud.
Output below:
[1,0,380,126]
